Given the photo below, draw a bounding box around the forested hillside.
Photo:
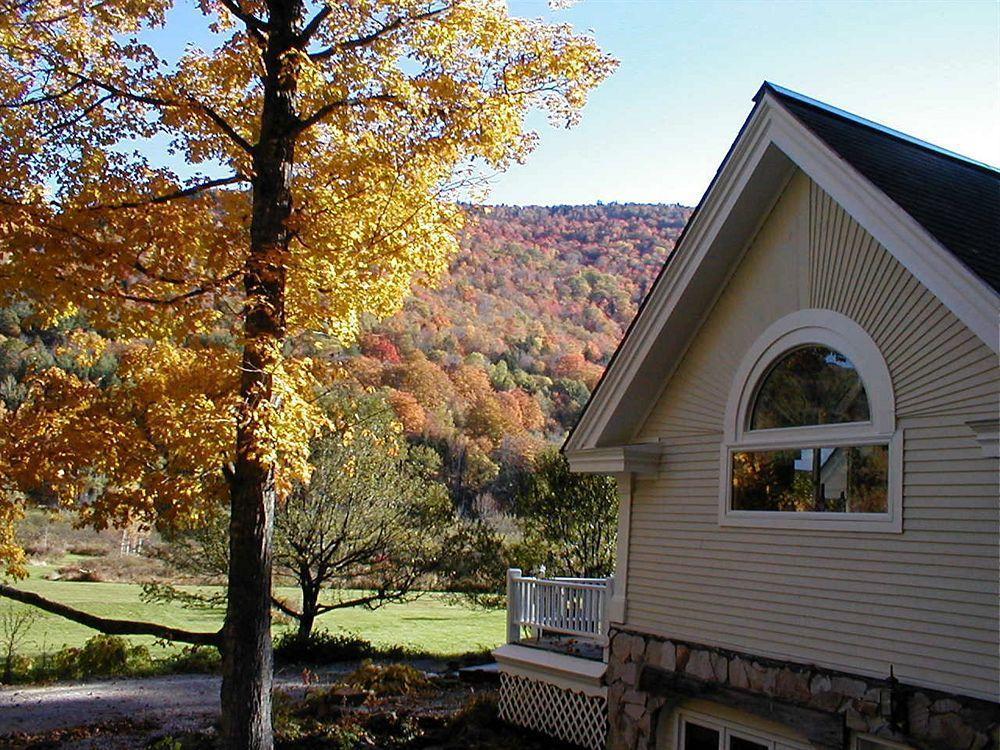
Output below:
[347,203,691,507]
[1,203,690,512]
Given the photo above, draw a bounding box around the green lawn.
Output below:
[4,561,505,659]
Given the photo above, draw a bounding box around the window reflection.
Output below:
[732,445,888,513]
[750,346,870,430]
[684,722,721,750]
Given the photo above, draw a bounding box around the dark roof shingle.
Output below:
[763,83,1000,293]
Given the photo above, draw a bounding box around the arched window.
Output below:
[721,310,901,533]
[749,346,870,430]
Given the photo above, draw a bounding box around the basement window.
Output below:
[852,736,915,750]
[675,709,811,750]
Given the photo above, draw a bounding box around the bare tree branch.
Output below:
[188,97,255,154]
[0,80,83,108]
[40,93,113,137]
[0,584,221,647]
[270,595,301,619]
[297,4,332,48]
[293,93,397,133]
[112,270,241,306]
[89,174,246,211]
[64,71,173,108]
[217,0,269,34]
[63,72,255,154]
[309,5,451,61]
[314,592,402,615]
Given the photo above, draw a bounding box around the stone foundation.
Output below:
[606,627,999,750]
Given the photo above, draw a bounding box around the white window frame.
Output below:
[851,734,914,750]
[674,707,811,750]
[719,309,902,533]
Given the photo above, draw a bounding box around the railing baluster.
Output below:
[504,569,610,647]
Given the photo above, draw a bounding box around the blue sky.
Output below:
[490,0,1000,206]
[147,0,999,207]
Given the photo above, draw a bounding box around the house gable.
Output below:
[565,85,1000,463]
[638,173,999,442]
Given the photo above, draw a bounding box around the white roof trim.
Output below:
[565,443,660,475]
[566,91,1000,454]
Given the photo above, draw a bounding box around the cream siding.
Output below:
[627,171,1000,701]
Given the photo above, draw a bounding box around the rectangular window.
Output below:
[677,714,809,750]
[730,736,769,750]
[731,444,888,514]
[683,722,721,750]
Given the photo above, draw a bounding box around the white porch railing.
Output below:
[505,568,613,647]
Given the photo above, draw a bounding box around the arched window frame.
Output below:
[720,310,902,533]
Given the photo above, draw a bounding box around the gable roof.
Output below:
[763,83,1000,292]
[565,84,1000,460]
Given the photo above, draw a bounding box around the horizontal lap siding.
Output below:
[628,173,999,701]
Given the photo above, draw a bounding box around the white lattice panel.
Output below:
[498,672,607,750]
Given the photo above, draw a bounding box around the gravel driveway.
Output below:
[0,673,223,736]
[0,665,367,746]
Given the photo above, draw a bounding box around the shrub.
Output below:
[452,691,501,728]
[339,660,431,696]
[3,636,216,684]
[77,634,131,676]
[50,646,83,679]
[36,635,155,679]
[51,565,103,582]
[0,653,32,683]
[67,542,112,557]
[273,629,374,665]
[165,645,220,674]
[272,690,373,749]
[22,541,66,559]
[146,734,215,750]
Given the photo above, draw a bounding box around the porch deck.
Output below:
[515,632,606,661]
[494,569,612,750]
[503,567,612,660]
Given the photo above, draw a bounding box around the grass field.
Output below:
[4,560,506,660]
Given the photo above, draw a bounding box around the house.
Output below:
[494,83,999,750]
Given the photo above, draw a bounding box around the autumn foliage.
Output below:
[0,3,615,744]
[0,1,616,578]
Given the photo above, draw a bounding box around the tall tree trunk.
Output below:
[221,1,303,747]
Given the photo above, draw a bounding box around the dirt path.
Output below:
[0,660,456,748]
[0,664,370,747]
[1,673,222,736]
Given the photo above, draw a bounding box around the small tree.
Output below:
[445,448,618,607]
[514,448,617,578]
[0,604,36,683]
[153,391,452,641]
[273,393,451,641]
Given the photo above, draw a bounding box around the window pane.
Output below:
[750,346,870,430]
[730,736,769,750]
[732,445,888,513]
[683,722,720,750]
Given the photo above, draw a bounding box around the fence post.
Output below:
[603,575,614,634]
[506,568,522,644]
[603,575,614,661]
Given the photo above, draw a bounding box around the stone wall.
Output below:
[606,627,999,750]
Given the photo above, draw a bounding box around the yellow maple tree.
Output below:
[0,1,613,745]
